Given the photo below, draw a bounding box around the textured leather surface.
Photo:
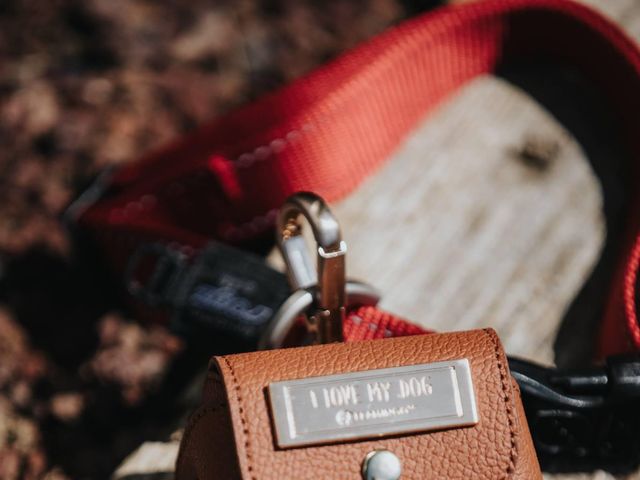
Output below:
[176,368,242,479]
[176,329,541,479]
[511,378,542,480]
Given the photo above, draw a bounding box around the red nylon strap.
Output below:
[345,306,429,340]
[280,306,429,347]
[79,0,640,356]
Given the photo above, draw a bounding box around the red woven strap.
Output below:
[79,0,640,356]
[345,306,429,341]
[276,306,428,346]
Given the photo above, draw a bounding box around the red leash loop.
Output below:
[79,0,640,357]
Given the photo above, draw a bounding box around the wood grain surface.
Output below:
[114,1,640,478]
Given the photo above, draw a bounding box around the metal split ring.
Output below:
[259,280,380,349]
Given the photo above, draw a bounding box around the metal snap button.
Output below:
[362,449,402,480]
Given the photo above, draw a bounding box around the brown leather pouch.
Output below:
[176,329,541,479]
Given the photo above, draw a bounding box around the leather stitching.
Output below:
[221,355,257,480]
[483,328,518,479]
[176,402,226,475]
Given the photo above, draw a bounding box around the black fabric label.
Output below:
[170,243,290,345]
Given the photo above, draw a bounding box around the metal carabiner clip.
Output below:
[259,192,380,349]
[279,192,346,344]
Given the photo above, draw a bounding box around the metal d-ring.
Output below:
[258,280,380,350]
[276,192,348,345]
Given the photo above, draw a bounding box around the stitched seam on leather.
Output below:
[482,328,518,479]
[221,355,257,480]
[176,402,226,474]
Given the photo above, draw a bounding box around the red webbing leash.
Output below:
[78,0,640,357]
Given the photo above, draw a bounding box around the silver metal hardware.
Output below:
[268,359,478,448]
[275,192,347,344]
[258,280,380,350]
[362,450,402,480]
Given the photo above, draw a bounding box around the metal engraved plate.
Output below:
[268,359,478,448]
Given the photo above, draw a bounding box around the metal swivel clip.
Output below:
[259,192,380,349]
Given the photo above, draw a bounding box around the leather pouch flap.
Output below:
[211,328,535,479]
